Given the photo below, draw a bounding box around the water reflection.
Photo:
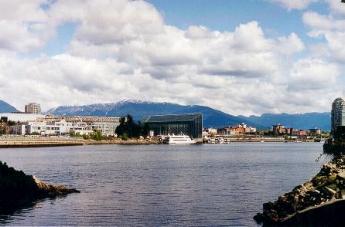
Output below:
[0,198,56,224]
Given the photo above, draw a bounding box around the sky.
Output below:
[0,0,344,116]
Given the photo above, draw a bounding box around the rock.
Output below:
[0,161,79,211]
[34,176,80,197]
[254,155,345,225]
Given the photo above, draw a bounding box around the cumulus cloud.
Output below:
[288,58,339,90]
[327,0,345,16]
[0,0,339,115]
[303,10,345,62]
[0,0,56,52]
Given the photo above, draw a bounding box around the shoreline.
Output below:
[0,136,159,148]
[0,137,323,148]
[254,154,345,226]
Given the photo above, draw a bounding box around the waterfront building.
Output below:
[218,123,256,136]
[91,121,118,136]
[0,113,45,122]
[309,128,321,136]
[272,124,285,135]
[143,113,203,139]
[23,116,119,136]
[25,120,93,136]
[10,124,26,135]
[25,103,41,114]
[331,98,345,135]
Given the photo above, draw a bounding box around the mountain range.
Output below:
[46,100,331,130]
[0,99,331,130]
[47,100,258,128]
[0,100,17,113]
[241,113,331,131]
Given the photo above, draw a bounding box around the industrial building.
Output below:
[143,113,203,139]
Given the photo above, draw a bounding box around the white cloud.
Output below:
[275,33,305,55]
[303,11,345,62]
[1,0,340,116]
[288,58,339,90]
[326,0,345,16]
[0,0,56,52]
[271,0,316,10]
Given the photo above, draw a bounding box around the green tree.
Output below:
[115,114,148,139]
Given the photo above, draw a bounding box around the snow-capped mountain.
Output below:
[47,100,257,128]
[46,100,331,130]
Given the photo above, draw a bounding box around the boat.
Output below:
[163,134,196,145]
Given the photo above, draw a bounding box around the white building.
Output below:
[25,120,93,136]
[22,116,119,136]
[91,122,118,136]
[0,113,45,122]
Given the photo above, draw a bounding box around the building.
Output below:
[272,124,286,135]
[0,113,45,122]
[24,116,120,136]
[25,103,41,114]
[309,128,321,136]
[331,98,345,134]
[91,121,118,136]
[10,124,26,135]
[143,113,203,139]
[219,123,256,136]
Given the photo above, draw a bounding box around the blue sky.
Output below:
[148,0,327,42]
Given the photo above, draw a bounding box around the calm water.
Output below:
[0,143,327,226]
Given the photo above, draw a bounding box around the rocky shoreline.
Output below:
[0,161,79,214]
[254,155,345,226]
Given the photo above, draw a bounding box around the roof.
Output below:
[143,113,202,123]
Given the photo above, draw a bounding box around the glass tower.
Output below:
[331,98,345,135]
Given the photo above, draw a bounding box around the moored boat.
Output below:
[163,134,196,145]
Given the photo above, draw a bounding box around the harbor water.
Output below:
[0,143,327,226]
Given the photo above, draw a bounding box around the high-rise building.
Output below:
[25,103,41,114]
[331,98,345,134]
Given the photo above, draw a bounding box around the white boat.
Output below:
[163,134,196,145]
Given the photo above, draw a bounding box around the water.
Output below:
[0,143,327,226]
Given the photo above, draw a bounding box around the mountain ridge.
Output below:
[0,99,331,130]
[47,100,259,128]
[47,100,331,130]
[0,100,17,113]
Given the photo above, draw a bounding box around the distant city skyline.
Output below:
[0,0,344,116]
